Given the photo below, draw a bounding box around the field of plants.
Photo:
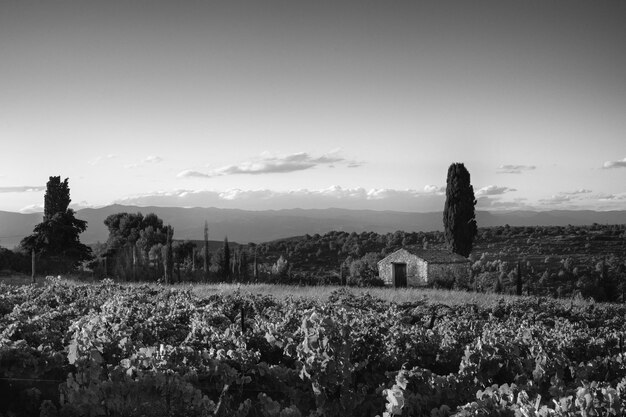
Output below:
[2,278,626,416]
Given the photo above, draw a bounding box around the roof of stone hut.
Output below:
[380,247,470,264]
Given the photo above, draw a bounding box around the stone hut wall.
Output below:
[378,248,470,287]
[414,258,428,285]
[427,263,470,284]
[378,249,428,287]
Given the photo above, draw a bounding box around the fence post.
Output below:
[132,245,137,282]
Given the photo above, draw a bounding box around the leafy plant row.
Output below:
[2,279,626,416]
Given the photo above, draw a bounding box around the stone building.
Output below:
[377,247,470,287]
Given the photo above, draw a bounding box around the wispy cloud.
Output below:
[423,185,445,194]
[536,190,624,209]
[594,192,626,201]
[561,188,592,195]
[602,157,626,169]
[476,185,517,196]
[88,154,116,166]
[477,197,530,210]
[176,170,212,178]
[126,155,164,168]
[539,195,572,205]
[177,151,359,178]
[496,164,536,174]
[114,186,446,211]
[0,186,45,193]
[18,204,44,213]
[144,155,163,164]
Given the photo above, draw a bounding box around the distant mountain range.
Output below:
[1,205,625,248]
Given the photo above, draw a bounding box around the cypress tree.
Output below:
[43,176,71,221]
[21,176,92,273]
[443,163,477,257]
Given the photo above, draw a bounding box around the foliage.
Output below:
[272,255,289,278]
[101,212,173,281]
[19,176,92,273]
[3,281,626,416]
[443,163,478,258]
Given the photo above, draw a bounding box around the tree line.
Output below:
[4,168,623,301]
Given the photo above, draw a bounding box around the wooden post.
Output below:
[166,226,173,284]
[516,261,523,296]
[253,247,258,281]
[31,250,36,283]
[340,264,344,286]
[132,245,137,282]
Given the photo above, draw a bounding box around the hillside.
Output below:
[1,205,625,248]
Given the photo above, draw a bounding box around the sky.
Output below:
[1,0,625,213]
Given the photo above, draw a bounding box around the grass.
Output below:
[0,272,42,286]
[1,273,597,308]
[187,283,594,308]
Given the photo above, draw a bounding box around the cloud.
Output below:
[0,186,45,193]
[177,170,212,178]
[88,154,116,166]
[69,201,99,210]
[113,186,447,212]
[475,185,517,196]
[497,164,536,174]
[539,195,572,204]
[561,188,592,196]
[602,157,626,169]
[125,155,164,168]
[594,192,626,201]
[535,190,626,209]
[177,151,359,178]
[423,185,445,194]
[18,204,44,213]
[17,201,97,213]
[144,155,163,163]
[477,197,530,210]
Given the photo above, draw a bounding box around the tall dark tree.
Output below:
[443,163,477,257]
[43,177,71,221]
[21,176,92,272]
[223,236,231,280]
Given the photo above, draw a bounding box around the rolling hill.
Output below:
[1,205,625,248]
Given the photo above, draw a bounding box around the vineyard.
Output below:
[2,278,626,416]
